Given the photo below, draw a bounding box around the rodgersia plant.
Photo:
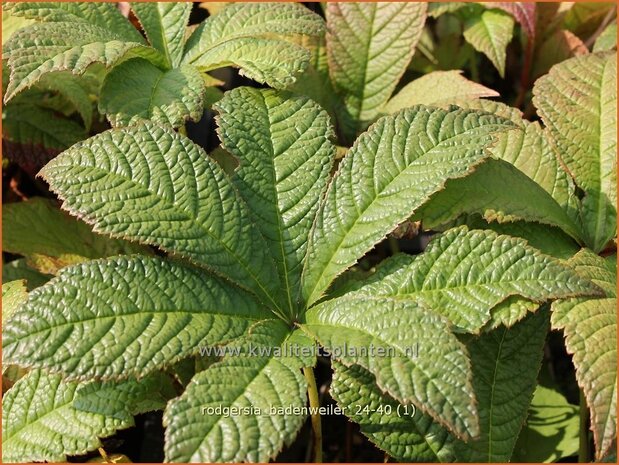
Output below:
[1,2,616,464]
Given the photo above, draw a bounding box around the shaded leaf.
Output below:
[99,58,206,128]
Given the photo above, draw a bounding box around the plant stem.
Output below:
[303,366,323,463]
[98,448,111,463]
[579,389,590,462]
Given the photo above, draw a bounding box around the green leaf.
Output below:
[36,71,95,130]
[531,29,588,80]
[214,87,335,315]
[2,370,129,463]
[2,104,86,149]
[131,2,192,68]
[73,372,176,422]
[551,250,617,459]
[454,308,549,461]
[286,34,341,120]
[2,2,142,42]
[3,21,163,102]
[3,198,147,270]
[416,158,583,240]
[331,361,457,462]
[326,2,427,136]
[99,58,206,128]
[463,8,514,77]
[1,280,28,323]
[385,70,499,115]
[3,256,273,379]
[39,122,283,311]
[454,103,576,212]
[328,227,599,332]
[512,385,580,462]
[456,216,580,260]
[303,298,478,440]
[182,3,324,88]
[301,105,515,306]
[164,320,309,462]
[1,7,35,45]
[594,23,617,52]
[533,52,617,253]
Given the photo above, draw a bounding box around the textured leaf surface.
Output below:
[303,298,478,439]
[73,372,176,422]
[99,58,206,128]
[385,71,498,114]
[302,106,514,306]
[1,280,28,323]
[533,52,617,252]
[39,122,283,310]
[214,87,335,315]
[416,158,582,240]
[454,309,549,461]
[330,227,599,332]
[131,2,191,68]
[331,361,457,461]
[2,370,127,463]
[183,3,324,88]
[3,198,146,266]
[164,321,308,462]
[463,8,514,77]
[512,385,579,462]
[326,2,427,136]
[3,256,272,379]
[3,21,161,102]
[551,250,617,459]
[2,2,142,41]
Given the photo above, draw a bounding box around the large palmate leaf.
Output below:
[463,7,514,77]
[303,298,478,440]
[326,2,427,137]
[384,71,498,115]
[3,256,273,379]
[454,308,549,461]
[99,58,206,128]
[551,250,617,459]
[39,121,283,310]
[331,361,457,462]
[131,2,192,69]
[301,105,515,306]
[533,52,617,253]
[164,320,311,462]
[328,227,598,332]
[3,197,147,274]
[214,87,335,315]
[182,3,324,88]
[2,369,170,463]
